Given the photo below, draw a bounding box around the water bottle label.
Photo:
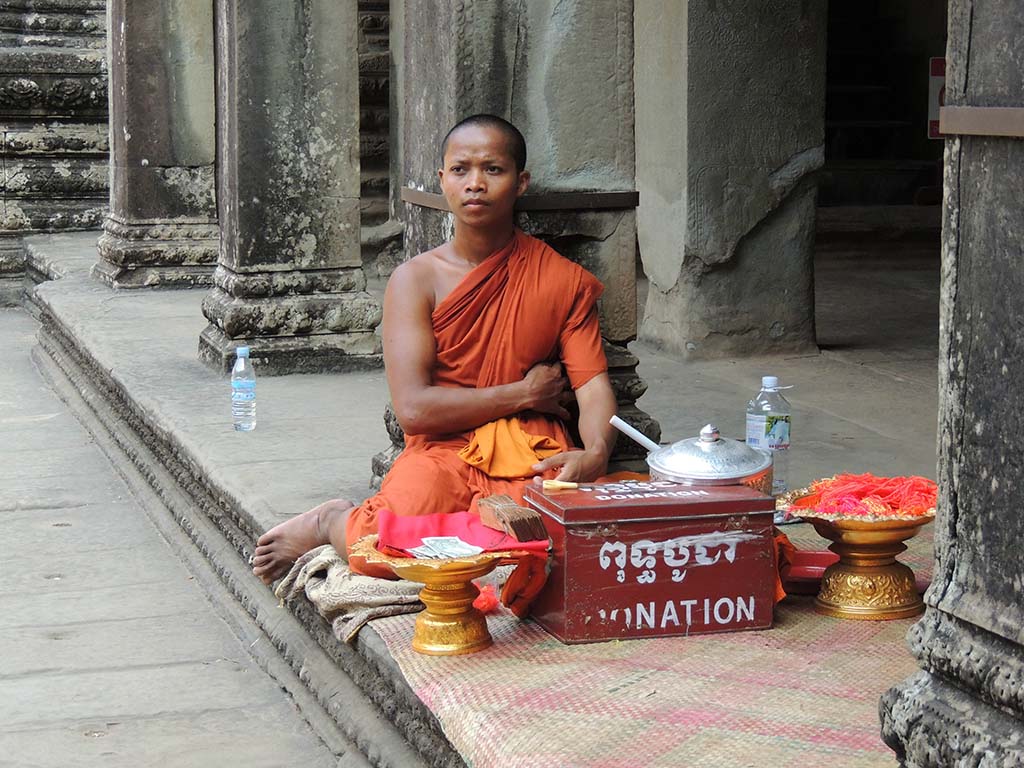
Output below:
[746,413,790,450]
[232,380,255,402]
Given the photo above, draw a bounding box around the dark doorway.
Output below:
[815,0,946,370]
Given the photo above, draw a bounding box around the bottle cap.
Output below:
[761,375,778,390]
[236,346,250,359]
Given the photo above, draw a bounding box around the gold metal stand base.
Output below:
[803,516,932,621]
[412,570,497,656]
[351,535,529,655]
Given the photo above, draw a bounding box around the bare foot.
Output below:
[251,499,354,585]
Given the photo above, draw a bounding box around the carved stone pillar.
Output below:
[198,0,381,374]
[635,0,827,359]
[880,2,1024,763]
[372,0,657,485]
[0,0,108,254]
[92,0,217,288]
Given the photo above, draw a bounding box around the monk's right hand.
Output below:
[522,361,571,421]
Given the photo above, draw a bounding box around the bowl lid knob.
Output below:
[699,424,720,442]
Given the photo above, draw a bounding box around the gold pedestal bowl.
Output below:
[800,515,933,620]
[350,535,528,655]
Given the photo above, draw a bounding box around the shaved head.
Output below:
[441,114,527,173]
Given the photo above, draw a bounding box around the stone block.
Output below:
[108,0,215,168]
[642,184,819,358]
[2,197,105,231]
[197,325,382,376]
[213,265,366,299]
[2,122,107,155]
[109,163,215,220]
[202,288,382,339]
[4,156,106,197]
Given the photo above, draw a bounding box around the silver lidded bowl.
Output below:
[647,424,774,496]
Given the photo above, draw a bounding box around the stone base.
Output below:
[202,285,382,340]
[881,607,1024,765]
[94,217,218,288]
[197,324,382,376]
[882,670,1024,766]
[641,185,820,359]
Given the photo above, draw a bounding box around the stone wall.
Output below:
[636,0,826,359]
[0,0,108,296]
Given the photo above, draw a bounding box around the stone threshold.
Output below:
[23,232,464,768]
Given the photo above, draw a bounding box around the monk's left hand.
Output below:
[532,449,608,483]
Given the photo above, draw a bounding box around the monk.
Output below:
[252,114,617,584]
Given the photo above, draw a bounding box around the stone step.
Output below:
[2,0,105,12]
[0,45,104,74]
[1,121,108,155]
[359,134,388,164]
[3,155,107,197]
[819,160,939,206]
[358,51,389,74]
[0,32,104,49]
[359,197,389,227]
[359,169,389,198]
[2,197,106,232]
[0,9,104,38]
[360,105,389,135]
[359,73,388,106]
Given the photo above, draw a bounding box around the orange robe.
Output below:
[348,230,607,577]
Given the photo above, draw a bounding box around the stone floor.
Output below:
[0,309,338,768]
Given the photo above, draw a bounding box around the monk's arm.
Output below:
[575,372,617,464]
[532,372,617,482]
[383,262,568,436]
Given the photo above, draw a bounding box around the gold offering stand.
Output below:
[350,535,529,656]
[779,490,934,620]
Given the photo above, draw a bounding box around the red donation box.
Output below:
[524,479,777,643]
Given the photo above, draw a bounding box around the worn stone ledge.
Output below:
[0,11,104,37]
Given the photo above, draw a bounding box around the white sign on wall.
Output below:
[929,57,946,140]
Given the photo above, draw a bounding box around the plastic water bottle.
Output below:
[231,346,256,431]
[746,375,791,507]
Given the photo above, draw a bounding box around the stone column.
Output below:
[881,2,1024,763]
[636,0,827,359]
[93,0,218,288]
[372,0,657,484]
[198,0,381,374]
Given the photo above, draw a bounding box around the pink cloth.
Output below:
[377,508,549,556]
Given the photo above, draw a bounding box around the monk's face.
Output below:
[438,124,530,229]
